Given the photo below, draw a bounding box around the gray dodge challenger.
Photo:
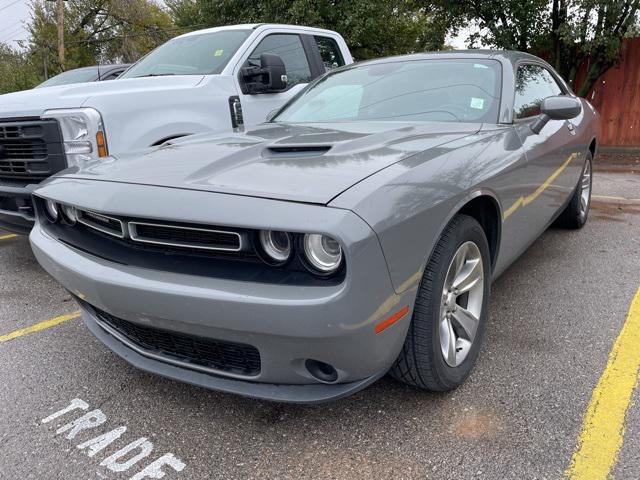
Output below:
[30,51,597,403]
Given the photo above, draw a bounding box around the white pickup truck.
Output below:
[0,23,353,233]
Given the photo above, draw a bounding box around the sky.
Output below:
[0,1,470,50]
[0,0,168,49]
[0,0,32,48]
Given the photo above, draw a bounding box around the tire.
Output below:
[554,151,593,229]
[390,214,491,391]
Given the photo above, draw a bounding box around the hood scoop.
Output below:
[263,145,332,158]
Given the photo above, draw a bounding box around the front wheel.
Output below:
[390,214,491,391]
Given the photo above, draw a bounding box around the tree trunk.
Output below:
[577,59,613,98]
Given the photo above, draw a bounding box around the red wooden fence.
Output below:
[576,38,640,149]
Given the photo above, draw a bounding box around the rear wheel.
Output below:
[390,214,491,391]
[554,151,593,229]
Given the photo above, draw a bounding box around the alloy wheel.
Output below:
[580,159,592,216]
[439,241,485,367]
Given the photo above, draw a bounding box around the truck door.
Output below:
[235,33,342,128]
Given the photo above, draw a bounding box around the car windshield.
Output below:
[120,30,251,78]
[274,59,502,123]
[36,67,99,88]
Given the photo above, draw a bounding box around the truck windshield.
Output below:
[120,30,251,78]
[274,59,502,124]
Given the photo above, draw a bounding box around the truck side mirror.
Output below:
[241,54,288,94]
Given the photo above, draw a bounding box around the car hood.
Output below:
[0,75,205,119]
[63,121,482,204]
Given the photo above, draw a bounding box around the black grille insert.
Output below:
[77,210,124,238]
[93,307,261,377]
[130,222,241,251]
[0,119,65,181]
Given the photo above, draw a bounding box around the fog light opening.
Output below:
[305,359,338,383]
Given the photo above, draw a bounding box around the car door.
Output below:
[235,33,321,127]
[512,63,583,234]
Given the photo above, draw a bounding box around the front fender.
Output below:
[331,126,521,294]
[84,78,238,153]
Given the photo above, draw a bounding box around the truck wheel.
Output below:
[554,151,593,229]
[390,214,491,391]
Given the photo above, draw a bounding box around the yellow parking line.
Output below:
[564,288,640,479]
[0,233,17,240]
[0,311,81,343]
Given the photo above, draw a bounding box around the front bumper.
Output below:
[30,191,416,402]
[82,305,386,403]
[0,183,36,234]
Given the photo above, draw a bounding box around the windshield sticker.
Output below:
[470,97,485,109]
[214,49,224,57]
[473,63,489,69]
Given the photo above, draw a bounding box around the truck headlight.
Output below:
[42,108,109,166]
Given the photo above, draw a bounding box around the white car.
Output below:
[0,24,353,234]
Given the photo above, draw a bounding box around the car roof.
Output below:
[355,50,548,68]
[64,64,129,71]
[178,23,342,39]
[97,64,130,69]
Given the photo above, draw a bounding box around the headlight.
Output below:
[259,230,292,264]
[60,204,77,225]
[42,108,108,166]
[303,234,343,274]
[44,200,59,222]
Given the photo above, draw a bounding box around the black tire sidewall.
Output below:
[420,215,491,389]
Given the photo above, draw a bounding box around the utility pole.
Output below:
[56,0,64,70]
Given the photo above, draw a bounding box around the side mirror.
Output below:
[241,54,288,94]
[530,96,582,134]
[260,54,287,91]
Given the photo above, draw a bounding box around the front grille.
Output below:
[0,119,65,181]
[129,222,242,252]
[37,200,346,286]
[77,209,124,238]
[93,306,261,377]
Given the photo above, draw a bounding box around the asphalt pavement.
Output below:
[0,165,639,480]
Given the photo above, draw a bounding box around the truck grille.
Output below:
[92,306,262,377]
[0,119,66,182]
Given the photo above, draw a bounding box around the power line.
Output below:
[0,20,22,35]
[0,0,21,13]
[0,26,25,43]
[4,21,213,48]
[0,27,23,42]
[61,25,209,45]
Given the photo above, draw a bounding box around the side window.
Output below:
[314,36,345,71]
[102,71,123,81]
[514,65,564,119]
[246,34,312,87]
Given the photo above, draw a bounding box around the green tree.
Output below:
[166,0,449,60]
[0,44,41,95]
[25,0,176,79]
[441,0,639,96]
